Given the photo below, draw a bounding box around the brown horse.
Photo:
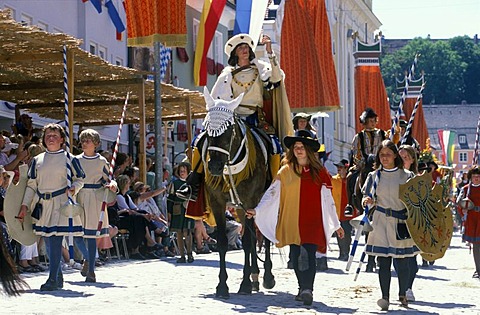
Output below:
[201,87,275,298]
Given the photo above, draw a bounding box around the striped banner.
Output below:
[193,0,227,86]
[437,129,456,166]
[233,0,269,49]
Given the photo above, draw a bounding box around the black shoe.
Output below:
[365,263,375,273]
[40,278,59,291]
[85,272,96,283]
[187,254,194,263]
[177,257,186,263]
[300,289,313,306]
[287,260,294,269]
[130,253,146,260]
[57,273,64,289]
[146,252,161,259]
[316,257,328,271]
[295,289,303,301]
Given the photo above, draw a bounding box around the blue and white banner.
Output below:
[233,0,269,49]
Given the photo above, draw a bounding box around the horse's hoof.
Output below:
[252,281,260,292]
[238,289,252,295]
[215,291,230,299]
[263,278,275,290]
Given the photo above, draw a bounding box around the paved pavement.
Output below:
[2,231,479,315]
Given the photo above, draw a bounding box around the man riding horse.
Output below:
[345,108,387,216]
[177,33,293,202]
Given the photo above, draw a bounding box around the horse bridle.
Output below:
[205,118,248,171]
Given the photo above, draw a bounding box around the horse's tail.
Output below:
[0,226,28,296]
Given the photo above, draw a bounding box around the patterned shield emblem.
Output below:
[399,172,447,254]
[421,205,453,261]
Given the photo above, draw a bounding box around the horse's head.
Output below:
[202,87,244,176]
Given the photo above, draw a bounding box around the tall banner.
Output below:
[125,0,187,47]
[276,0,340,111]
[233,0,269,49]
[193,0,227,86]
[353,40,390,133]
[437,129,456,166]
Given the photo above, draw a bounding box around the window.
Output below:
[192,18,199,51]
[214,31,223,63]
[20,13,33,26]
[52,27,63,34]
[115,57,123,66]
[98,45,107,60]
[89,42,97,55]
[459,134,466,144]
[37,21,48,32]
[459,152,468,162]
[4,6,15,19]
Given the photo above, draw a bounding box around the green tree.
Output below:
[380,37,478,105]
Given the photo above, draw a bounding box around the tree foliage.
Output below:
[380,36,480,105]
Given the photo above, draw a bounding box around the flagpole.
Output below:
[390,54,418,140]
[400,82,425,145]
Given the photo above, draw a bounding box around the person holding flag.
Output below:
[178,33,293,201]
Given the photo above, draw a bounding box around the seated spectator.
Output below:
[109,175,161,260]
[129,188,174,258]
[225,206,242,251]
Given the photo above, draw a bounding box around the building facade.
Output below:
[0,0,129,152]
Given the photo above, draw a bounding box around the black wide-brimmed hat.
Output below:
[283,130,320,152]
[334,159,349,168]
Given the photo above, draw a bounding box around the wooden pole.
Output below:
[67,49,75,145]
[138,80,146,183]
[186,97,192,162]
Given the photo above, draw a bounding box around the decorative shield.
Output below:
[421,205,454,261]
[4,164,40,246]
[399,172,447,254]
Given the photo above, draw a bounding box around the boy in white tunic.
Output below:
[17,123,85,291]
[76,129,117,282]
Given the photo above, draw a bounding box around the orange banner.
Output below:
[125,0,187,47]
[403,98,429,150]
[354,66,390,133]
[280,0,340,111]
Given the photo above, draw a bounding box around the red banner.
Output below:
[125,0,187,47]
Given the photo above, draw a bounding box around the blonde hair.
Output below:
[79,129,100,146]
[27,144,45,158]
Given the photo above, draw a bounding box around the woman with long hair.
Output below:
[246,130,344,306]
[362,140,420,310]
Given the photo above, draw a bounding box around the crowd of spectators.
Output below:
[0,113,244,279]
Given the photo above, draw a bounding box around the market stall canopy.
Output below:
[0,10,206,126]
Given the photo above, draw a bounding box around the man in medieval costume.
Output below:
[177,33,293,201]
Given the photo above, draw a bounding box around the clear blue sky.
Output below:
[373,0,480,39]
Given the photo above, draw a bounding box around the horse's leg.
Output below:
[211,200,229,299]
[238,217,255,294]
[262,238,275,289]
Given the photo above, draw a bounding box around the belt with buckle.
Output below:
[376,206,407,220]
[83,184,102,189]
[37,187,67,200]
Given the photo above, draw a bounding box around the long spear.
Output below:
[390,54,419,141]
[96,92,130,236]
[346,169,380,272]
